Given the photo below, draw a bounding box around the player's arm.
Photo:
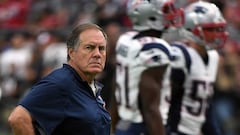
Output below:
[139,65,167,135]
[8,105,35,135]
[170,68,185,100]
[167,68,185,131]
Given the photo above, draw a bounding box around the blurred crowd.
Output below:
[0,0,239,135]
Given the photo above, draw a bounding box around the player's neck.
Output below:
[188,41,208,57]
[194,43,208,58]
[135,29,163,38]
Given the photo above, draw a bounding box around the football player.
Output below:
[163,1,229,135]
[113,0,184,135]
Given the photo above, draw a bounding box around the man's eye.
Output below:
[99,46,106,51]
[86,45,94,50]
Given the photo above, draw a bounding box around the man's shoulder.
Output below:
[42,65,75,86]
[48,66,69,78]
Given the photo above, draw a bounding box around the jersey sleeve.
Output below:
[138,43,171,67]
[171,43,191,73]
[19,80,69,134]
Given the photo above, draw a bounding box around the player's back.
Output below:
[115,31,172,123]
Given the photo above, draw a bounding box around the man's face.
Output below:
[202,25,228,48]
[70,29,107,76]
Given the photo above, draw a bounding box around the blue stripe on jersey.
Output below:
[140,43,171,59]
[171,43,191,73]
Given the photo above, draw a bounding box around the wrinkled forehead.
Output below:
[79,29,107,44]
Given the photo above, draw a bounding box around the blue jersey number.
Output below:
[186,80,214,116]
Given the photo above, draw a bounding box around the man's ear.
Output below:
[68,48,74,60]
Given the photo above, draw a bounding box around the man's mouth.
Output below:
[90,62,101,66]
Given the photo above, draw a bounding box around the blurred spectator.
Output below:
[223,0,240,42]
[0,30,33,133]
[41,30,67,76]
[0,0,31,29]
[0,30,33,98]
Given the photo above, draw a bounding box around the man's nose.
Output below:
[93,48,101,57]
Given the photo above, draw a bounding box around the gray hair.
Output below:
[66,23,108,61]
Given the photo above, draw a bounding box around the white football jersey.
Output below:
[115,31,172,123]
[163,42,219,135]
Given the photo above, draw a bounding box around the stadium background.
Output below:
[0,0,239,135]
